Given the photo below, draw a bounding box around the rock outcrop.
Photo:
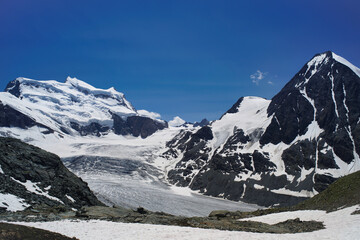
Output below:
[0,137,103,211]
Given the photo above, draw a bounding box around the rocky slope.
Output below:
[163,51,360,207]
[0,77,167,139]
[295,170,360,211]
[0,222,79,240]
[0,137,102,212]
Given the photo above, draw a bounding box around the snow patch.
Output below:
[11,178,64,204]
[0,193,29,212]
[66,195,75,203]
[270,188,315,198]
[253,184,265,190]
[329,74,339,126]
[297,167,313,184]
[304,53,329,83]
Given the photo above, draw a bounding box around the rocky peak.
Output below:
[261,51,360,145]
[164,52,360,207]
[4,78,22,98]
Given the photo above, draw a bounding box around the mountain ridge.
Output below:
[1,76,167,138]
[0,51,359,209]
[163,51,360,206]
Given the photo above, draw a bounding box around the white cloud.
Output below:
[250,70,266,85]
[137,109,161,119]
[267,81,274,85]
[168,116,186,127]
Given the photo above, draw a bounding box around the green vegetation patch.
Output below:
[294,171,360,212]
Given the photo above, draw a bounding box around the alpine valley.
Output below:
[1,51,360,215]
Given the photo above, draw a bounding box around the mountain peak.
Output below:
[64,76,130,104]
[305,51,360,78]
[169,116,186,127]
[1,77,141,136]
[65,76,96,90]
[307,51,332,67]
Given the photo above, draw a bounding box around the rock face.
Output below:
[163,51,360,207]
[0,77,167,139]
[193,119,210,127]
[113,115,167,138]
[0,137,103,211]
[0,101,53,134]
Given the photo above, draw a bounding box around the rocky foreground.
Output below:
[0,222,78,240]
[0,204,324,234]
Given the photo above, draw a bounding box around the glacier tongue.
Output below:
[58,128,260,217]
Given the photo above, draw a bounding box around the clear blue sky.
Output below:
[1,0,359,122]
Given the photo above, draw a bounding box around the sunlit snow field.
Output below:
[11,205,360,240]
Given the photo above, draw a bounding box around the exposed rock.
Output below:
[112,114,168,138]
[70,122,109,136]
[208,210,231,218]
[0,137,103,211]
[193,119,210,127]
[0,101,53,133]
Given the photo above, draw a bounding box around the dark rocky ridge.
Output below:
[193,118,210,127]
[112,114,168,138]
[222,97,244,117]
[164,51,360,207]
[0,137,103,210]
[0,101,53,134]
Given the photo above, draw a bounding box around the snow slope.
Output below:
[10,205,360,240]
[0,76,166,138]
[1,77,135,133]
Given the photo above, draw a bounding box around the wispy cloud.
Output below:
[267,80,274,85]
[250,70,266,85]
[137,109,161,119]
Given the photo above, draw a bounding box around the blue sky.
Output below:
[1,0,359,122]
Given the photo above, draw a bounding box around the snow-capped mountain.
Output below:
[168,116,186,127]
[1,51,359,211]
[0,77,167,139]
[163,51,360,207]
